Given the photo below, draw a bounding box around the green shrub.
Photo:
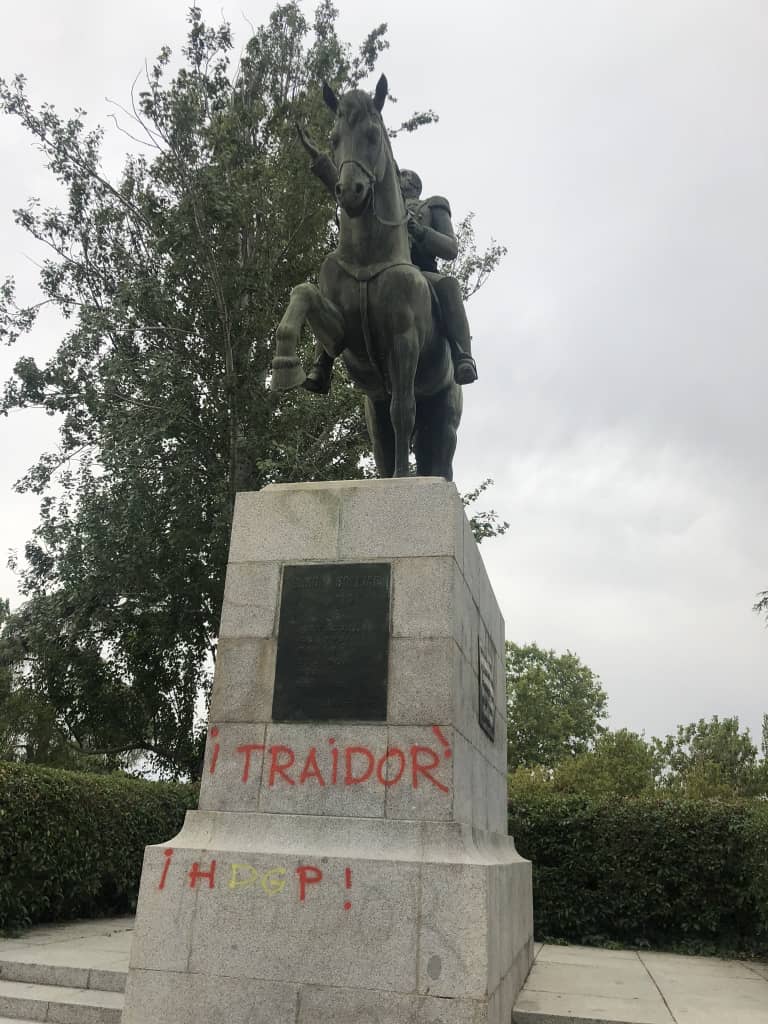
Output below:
[0,761,197,932]
[509,793,768,956]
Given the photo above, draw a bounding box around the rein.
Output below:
[337,132,409,228]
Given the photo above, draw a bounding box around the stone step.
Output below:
[0,959,125,993]
[513,1003,670,1024]
[0,977,123,1024]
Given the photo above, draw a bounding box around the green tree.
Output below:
[506,641,608,770]
[0,5,394,776]
[552,728,658,798]
[448,213,507,302]
[652,716,762,798]
[461,478,508,544]
[0,5,505,777]
[0,598,18,759]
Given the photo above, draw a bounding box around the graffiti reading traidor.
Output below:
[158,849,354,908]
[207,725,453,794]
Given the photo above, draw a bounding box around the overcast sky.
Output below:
[0,0,765,745]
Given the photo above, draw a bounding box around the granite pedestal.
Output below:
[122,478,534,1024]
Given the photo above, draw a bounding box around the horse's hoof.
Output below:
[271,357,306,391]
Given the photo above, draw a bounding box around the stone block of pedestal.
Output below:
[122,478,533,1024]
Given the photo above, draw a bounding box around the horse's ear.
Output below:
[373,74,388,112]
[322,81,339,113]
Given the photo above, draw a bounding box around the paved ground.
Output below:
[0,917,131,985]
[0,918,766,1023]
[515,942,768,1023]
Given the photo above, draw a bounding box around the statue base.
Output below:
[122,478,534,1024]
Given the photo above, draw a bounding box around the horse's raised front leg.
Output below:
[271,283,344,391]
[387,330,419,477]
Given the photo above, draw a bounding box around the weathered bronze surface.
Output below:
[272,75,467,481]
[272,563,391,721]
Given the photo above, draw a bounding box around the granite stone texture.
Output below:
[208,637,276,722]
[217,561,281,639]
[121,480,534,1024]
[386,635,458,723]
[197,722,268,813]
[123,969,300,1024]
[296,985,491,1024]
[125,816,532,1024]
[256,722,390,818]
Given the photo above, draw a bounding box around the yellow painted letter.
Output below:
[228,863,260,890]
[261,867,287,895]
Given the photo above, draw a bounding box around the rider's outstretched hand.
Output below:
[295,122,320,161]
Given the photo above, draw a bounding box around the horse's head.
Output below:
[323,75,390,218]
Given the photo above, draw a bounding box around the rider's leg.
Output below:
[433,276,478,385]
[303,340,335,395]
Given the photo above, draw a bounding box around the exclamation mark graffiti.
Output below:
[344,867,352,911]
[158,848,174,890]
[209,727,220,774]
[432,725,452,759]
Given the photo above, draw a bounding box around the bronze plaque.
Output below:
[478,633,497,742]
[272,563,391,721]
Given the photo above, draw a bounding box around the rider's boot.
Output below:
[302,345,334,395]
[436,277,478,385]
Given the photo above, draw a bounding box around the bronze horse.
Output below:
[271,75,462,480]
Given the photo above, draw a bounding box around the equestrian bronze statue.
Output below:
[271,75,473,480]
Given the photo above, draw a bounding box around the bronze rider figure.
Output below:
[296,125,478,394]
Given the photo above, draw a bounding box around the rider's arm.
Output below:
[296,124,338,199]
[416,198,459,262]
[310,154,338,199]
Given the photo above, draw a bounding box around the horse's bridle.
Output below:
[336,126,408,228]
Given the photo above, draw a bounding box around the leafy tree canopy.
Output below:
[461,478,508,544]
[652,715,766,799]
[506,641,608,771]
[509,715,768,800]
[551,728,658,799]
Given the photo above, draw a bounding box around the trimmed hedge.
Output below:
[509,793,768,956]
[0,761,197,932]
[4,763,767,955]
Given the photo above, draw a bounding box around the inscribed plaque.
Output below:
[272,563,391,721]
[478,633,497,742]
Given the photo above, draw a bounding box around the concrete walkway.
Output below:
[515,942,768,1023]
[0,917,132,985]
[0,917,766,1023]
